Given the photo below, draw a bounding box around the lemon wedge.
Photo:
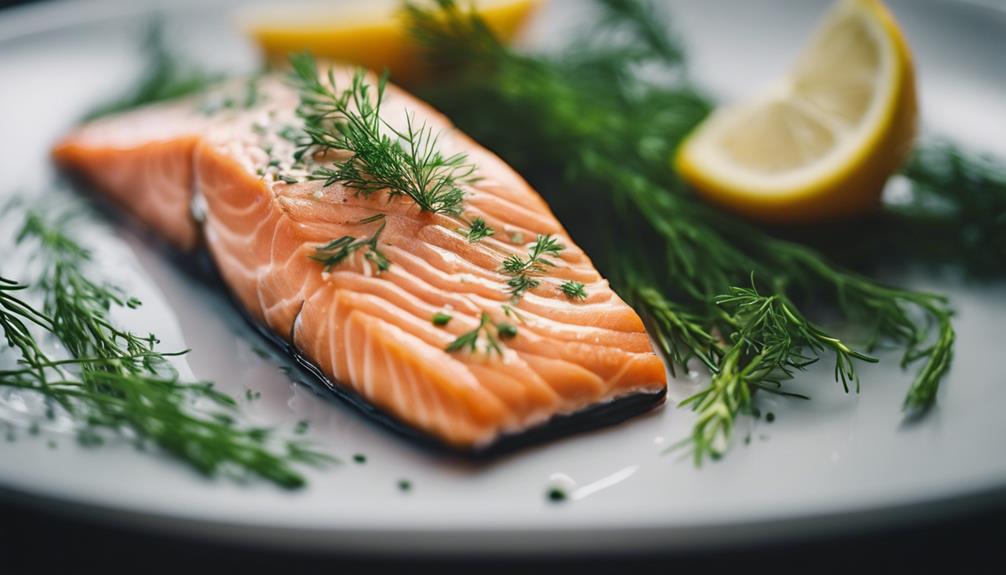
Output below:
[675,0,917,223]
[244,0,541,84]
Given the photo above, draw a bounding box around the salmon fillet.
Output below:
[53,69,667,450]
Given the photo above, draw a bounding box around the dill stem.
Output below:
[2,209,331,488]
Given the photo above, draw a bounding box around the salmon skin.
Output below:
[53,69,668,452]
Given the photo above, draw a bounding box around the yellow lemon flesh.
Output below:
[675,0,918,223]
[244,0,541,85]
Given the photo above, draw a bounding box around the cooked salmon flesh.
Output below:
[52,66,667,449]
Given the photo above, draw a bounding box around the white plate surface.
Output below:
[0,0,1004,555]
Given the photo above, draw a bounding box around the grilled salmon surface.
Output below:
[53,69,667,450]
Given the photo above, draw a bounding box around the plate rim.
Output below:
[2,478,1004,555]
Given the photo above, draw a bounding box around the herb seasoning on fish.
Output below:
[291,54,579,354]
[559,280,587,301]
[54,41,670,450]
[290,53,502,278]
[446,312,518,356]
[463,216,494,243]
[501,235,565,301]
[311,220,391,274]
[289,53,477,216]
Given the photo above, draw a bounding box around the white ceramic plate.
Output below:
[1,0,1004,555]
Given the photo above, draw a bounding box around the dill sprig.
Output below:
[899,142,1006,270]
[446,312,517,356]
[873,141,1005,275]
[289,52,476,215]
[463,216,494,242]
[407,0,963,460]
[558,280,587,301]
[781,141,1006,277]
[310,219,391,273]
[500,234,564,300]
[1,209,330,488]
[636,287,721,376]
[677,279,876,461]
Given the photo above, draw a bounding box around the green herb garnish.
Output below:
[500,234,564,300]
[289,52,476,215]
[199,76,265,116]
[311,220,391,273]
[277,125,304,143]
[558,280,587,301]
[432,311,453,326]
[407,0,962,462]
[496,322,518,339]
[674,280,876,460]
[358,213,386,224]
[445,312,516,356]
[0,208,331,488]
[838,141,1006,275]
[500,303,525,323]
[546,486,567,503]
[243,75,264,108]
[463,216,495,242]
